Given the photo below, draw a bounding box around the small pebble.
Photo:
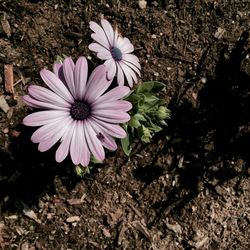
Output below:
[138,0,147,9]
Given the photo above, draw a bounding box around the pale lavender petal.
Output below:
[37,118,71,152]
[92,86,131,105]
[84,120,105,161]
[100,133,117,151]
[84,65,112,102]
[88,119,117,150]
[56,120,75,163]
[40,69,74,103]
[119,61,137,87]
[91,117,127,138]
[89,21,110,49]
[70,121,81,165]
[117,63,125,86]
[53,62,63,76]
[31,121,60,143]
[113,29,119,47]
[88,42,108,53]
[74,56,88,100]
[28,85,71,108]
[104,59,117,80]
[101,19,114,46]
[23,96,69,111]
[80,122,91,166]
[63,57,76,98]
[31,116,72,143]
[117,37,134,54]
[92,110,130,123]
[97,50,112,60]
[122,54,141,70]
[23,110,69,127]
[92,100,132,112]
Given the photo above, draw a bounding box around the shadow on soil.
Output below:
[134,31,250,220]
[0,126,82,212]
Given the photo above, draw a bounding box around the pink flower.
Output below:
[23,57,132,166]
[88,19,141,88]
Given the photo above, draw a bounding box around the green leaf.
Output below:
[137,81,165,94]
[121,125,132,156]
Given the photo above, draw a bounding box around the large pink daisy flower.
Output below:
[23,57,132,166]
[88,19,141,88]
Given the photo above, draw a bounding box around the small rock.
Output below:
[66,216,80,223]
[138,0,147,9]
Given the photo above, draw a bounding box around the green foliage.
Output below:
[122,81,170,156]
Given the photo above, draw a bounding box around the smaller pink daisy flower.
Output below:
[23,57,132,166]
[88,18,141,88]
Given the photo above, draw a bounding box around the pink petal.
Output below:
[104,59,117,80]
[90,117,127,138]
[92,100,132,112]
[92,86,131,105]
[23,95,69,111]
[84,120,105,162]
[74,56,88,100]
[23,110,69,127]
[63,57,76,98]
[40,69,74,103]
[92,110,130,123]
[28,85,70,108]
[89,21,110,49]
[100,19,114,46]
[56,120,75,163]
[84,65,112,102]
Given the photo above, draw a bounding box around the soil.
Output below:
[0,0,250,249]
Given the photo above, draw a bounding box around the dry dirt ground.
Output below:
[0,0,250,249]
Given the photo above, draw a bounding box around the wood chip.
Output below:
[132,220,152,241]
[66,216,80,223]
[0,95,10,113]
[67,194,86,205]
[22,202,41,224]
[1,13,11,38]
[4,64,14,94]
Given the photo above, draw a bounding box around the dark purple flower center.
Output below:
[111,47,122,61]
[70,101,91,120]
